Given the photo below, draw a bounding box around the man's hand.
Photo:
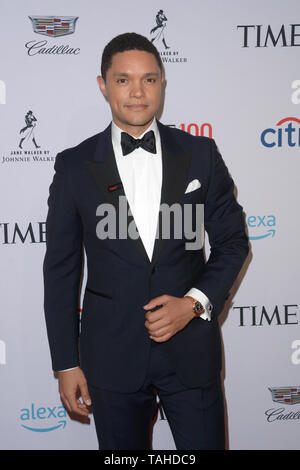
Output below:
[57,367,92,417]
[143,295,195,343]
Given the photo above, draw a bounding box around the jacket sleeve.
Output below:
[193,139,249,318]
[43,152,83,371]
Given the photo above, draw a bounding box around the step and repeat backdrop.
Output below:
[1,0,300,450]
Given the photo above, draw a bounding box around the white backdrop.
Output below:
[1,0,300,450]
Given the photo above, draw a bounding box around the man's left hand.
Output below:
[143,295,195,343]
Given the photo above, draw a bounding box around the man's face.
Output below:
[97,50,164,137]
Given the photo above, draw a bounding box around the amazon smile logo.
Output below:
[247,214,276,240]
[20,403,67,432]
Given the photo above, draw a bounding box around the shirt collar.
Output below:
[111,117,160,156]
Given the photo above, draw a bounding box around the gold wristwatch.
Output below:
[185,296,206,317]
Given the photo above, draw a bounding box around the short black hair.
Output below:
[101,32,163,81]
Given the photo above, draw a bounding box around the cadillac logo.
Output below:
[28,16,78,38]
[269,387,300,405]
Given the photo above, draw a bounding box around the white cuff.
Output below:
[184,287,212,321]
[57,366,79,372]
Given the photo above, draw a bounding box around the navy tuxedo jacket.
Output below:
[43,120,249,392]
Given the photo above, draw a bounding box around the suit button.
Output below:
[151,266,156,274]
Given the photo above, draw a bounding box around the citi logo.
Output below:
[0,340,6,365]
[0,80,5,104]
[247,214,276,240]
[20,403,67,432]
[261,117,300,148]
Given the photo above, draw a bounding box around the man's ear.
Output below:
[97,76,108,99]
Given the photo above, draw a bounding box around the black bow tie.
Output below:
[121,130,156,156]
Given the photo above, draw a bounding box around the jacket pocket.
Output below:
[85,286,113,300]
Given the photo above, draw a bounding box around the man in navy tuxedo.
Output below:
[43,32,249,450]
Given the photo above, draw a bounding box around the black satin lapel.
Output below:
[84,126,150,263]
[150,122,192,267]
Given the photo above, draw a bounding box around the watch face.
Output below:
[194,301,204,314]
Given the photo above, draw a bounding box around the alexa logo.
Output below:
[247,214,276,240]
[261,117,300,148]
[20,403,67,432]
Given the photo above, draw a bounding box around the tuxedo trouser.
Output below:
[88,339,225,450]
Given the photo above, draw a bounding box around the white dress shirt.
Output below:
[59,118,212,372]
